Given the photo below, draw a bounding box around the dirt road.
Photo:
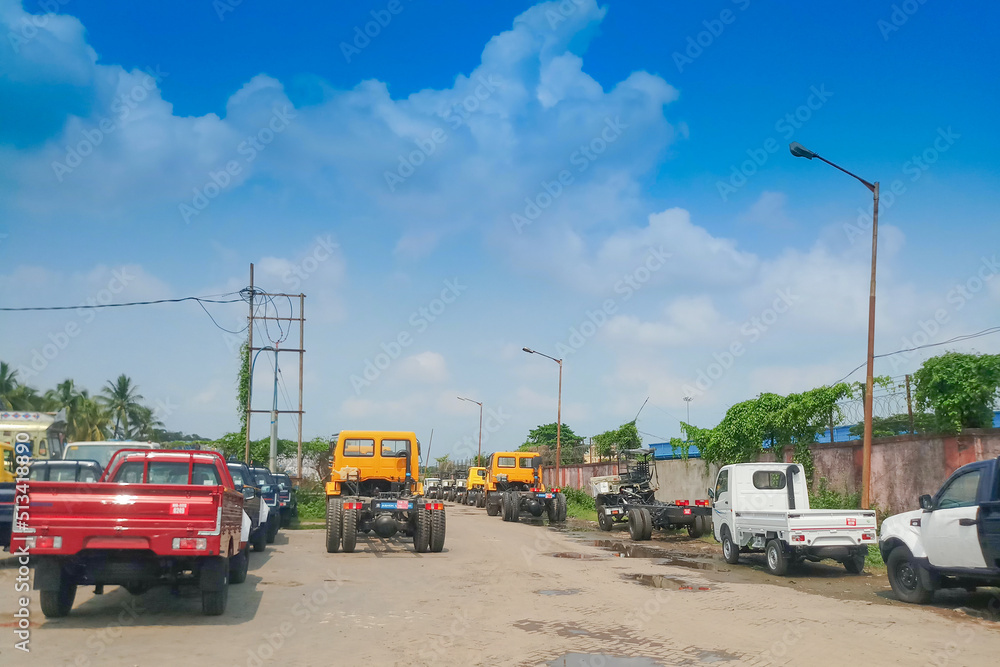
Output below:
[2,504,998,666]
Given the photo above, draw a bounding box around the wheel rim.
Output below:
[896,560,919,592]
[723,537,732,559]
[767,546,777,569]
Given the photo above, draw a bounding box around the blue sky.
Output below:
[2,0,999,459]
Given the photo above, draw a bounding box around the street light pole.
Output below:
[790,142,878,509]
[522,347,563,487]
[457,396,483,465]
[683,396,692,424]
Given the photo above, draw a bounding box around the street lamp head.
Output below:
[789,142,818,160]
[522,347,534,354]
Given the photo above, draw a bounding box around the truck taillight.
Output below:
[791,534,805,542]
[862,532,875,541]
[172,538,207,550]
[344,502,364,510]
[426,503,444,511]
[695,500,710,507]
[26,536,61,549]
[552,488,560,493]
[675,500,689,506]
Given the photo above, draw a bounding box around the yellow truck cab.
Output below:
[1,442,14,484]
[324,430,446,555]
[0,410,67,461]
[483,451,566,524]
[464,466,487,506]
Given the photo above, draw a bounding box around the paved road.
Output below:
[2,504,999,666]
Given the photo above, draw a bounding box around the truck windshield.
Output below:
[253,470,274,486]
[64,444,124,468]
[112,460,220,485]
[228,466,248,486]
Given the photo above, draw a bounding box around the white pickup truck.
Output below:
[879,456,1000,603]
[710,463,877,575]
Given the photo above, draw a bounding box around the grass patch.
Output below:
[563,487,597,523]
[296,490,326,521]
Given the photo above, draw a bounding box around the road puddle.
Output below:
[548,552,606,560]
[592,540,725,571]
[625,573,712,592]
[535,589,581,596]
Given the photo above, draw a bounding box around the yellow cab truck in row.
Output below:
[462,466,487,506]
[483,451,567,524]
[325,430,446,554]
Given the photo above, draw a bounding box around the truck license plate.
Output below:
[396,500,409,510]
[846,518,856,526]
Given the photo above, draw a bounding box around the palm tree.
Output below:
[73,392,110,441]
[100,375,144,439]
[6,384,43,410]
[0,361,20,409]
[128,404,164,441]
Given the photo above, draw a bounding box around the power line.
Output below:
[833,325,1000,384]
[0,293,243,311]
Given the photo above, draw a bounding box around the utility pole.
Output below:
[244,263,307,476]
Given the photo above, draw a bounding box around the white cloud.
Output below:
[739,191,793,230]
[396,351,449,384]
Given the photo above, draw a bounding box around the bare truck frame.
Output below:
[591,447,710,540]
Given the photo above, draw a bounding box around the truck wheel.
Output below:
[265,514,279,544]
[40,578,77,618]
[596,500,614,531]
[887,546,934,604]
[627,509,644,541]
[509,491,521,522]
[555,493,568,523]
[639,508,653,540]
[687,515,706,539]
[251,524,267,552]
[341,501,358,554]
[201,558,229,616]
[413,507,431,553]
[477,491,486,508]
[721,527,740,564]
[429,509,446,552]
[486,493,500,516]
[844,547,867,574]
[326,498,343,553]
[229,545,249,584]
[765,539,789,576]
[501,492,512,521]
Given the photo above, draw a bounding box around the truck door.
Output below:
[923,464,989,570]
[981,463,1000,569]
[712,468,732,540]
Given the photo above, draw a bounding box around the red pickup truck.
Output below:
[16,449,246,617]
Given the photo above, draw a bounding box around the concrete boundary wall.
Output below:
[544,429,1000,516]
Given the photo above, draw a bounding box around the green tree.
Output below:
[237,339,250,444]
[592,420,641,460]
[0,361,20,409]
[914,352,1000,433]
[100,374,145,439]
[519,422,585,465]
[72,391,110,441]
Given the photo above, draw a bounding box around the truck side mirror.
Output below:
[919,494,934,511]
[242,487,255,501]
[707,488,714,500]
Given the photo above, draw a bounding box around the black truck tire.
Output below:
[429,509,446,552]
[886,546,934,604]
[200,557,229,616]
[556,493,568,523]
[721,527,740,564]
[628,509,644,541]
[687,514,706,538]
[341,502,358,553]
[229,545,249,584]
[40,577,76,619]
[844,547,867,574]
[765,539,789,576]
[413,506,431,553]
[596,499,614,531]
[486,492,500,516]
[326,498,342,553]
[509,491,521,522]
[265,513,279,544]
[251,524,267,552]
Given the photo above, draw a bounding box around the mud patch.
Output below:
[546,654,664,666]
[593,540,726,571]
[535,589,581,596]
